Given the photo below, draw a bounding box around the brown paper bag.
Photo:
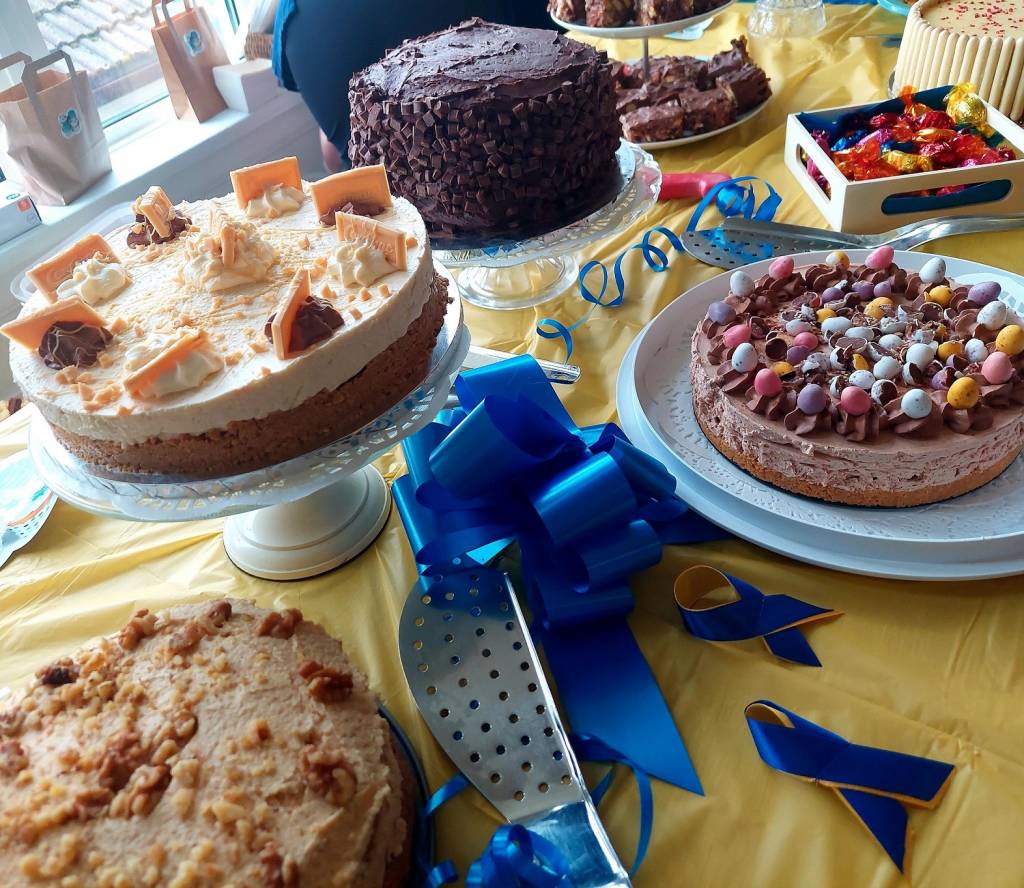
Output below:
[151,0,230,122]
[0,50,112,206]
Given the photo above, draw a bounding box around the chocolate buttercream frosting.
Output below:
[39,321,113,370]
[265,297,344,354]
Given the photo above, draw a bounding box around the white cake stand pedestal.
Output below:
[433,140,660,311]
[30,265,470,581]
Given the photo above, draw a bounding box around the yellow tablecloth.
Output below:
[3,5,1024,885]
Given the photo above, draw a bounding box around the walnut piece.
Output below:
[257,608,303,639]
[98,731,146,792]
[205,600,232,627]
[119,609,158,651]
[168,619,207,655]
[0,739,28,775]
[297,660,353,703]
[258,842,299,888]
[37,658,80,687]
[300,745,357,807]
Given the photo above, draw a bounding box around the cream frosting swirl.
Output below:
[245,184,306,219]
[327,241,396,288]
[55,257,130,306]
[124,332,223,399]
[180,218,276,292]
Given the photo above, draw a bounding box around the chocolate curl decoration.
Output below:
[395,356,732,795]
[745,701,955,872]
[674,566,841,666]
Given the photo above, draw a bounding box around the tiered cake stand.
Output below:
[29,264,470,581]
[433,139,660,310]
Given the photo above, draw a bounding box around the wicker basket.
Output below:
[244,30,274,61]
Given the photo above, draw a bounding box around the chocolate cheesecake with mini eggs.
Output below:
[690,247,1024,506]
[3,158,450,478]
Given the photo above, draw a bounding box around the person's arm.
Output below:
[321,130,344,173]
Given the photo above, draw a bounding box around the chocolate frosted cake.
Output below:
[691,249,1024,506]
[348,19,621,240]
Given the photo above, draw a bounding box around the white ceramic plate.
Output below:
[615,249,1024,580]
[550,0,737,39]
[635,95,771,149]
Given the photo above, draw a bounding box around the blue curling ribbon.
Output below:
[745,701,956,872]
[394,355,732,795]
[538,176,781,361]
[674,566,842,667]
[685,176,783,268]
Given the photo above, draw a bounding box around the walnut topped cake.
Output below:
[3,158,450,478]
[0,600,414,888]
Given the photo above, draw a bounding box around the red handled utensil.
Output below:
[659,171,730,201]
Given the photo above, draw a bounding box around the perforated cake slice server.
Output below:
[399,568,631,887]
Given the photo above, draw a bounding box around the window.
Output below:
[5,0,244,128]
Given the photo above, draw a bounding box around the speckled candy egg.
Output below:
[879,319,906,336]
[871,379,898,404]
[968,281,1001,306]
[982,351,1014,384]
[965,338,989,363]
[873,356,901,379]
[849,369,876,389]
[825,250,850,269]
[852,281,875,301]
[996,324,1024,355]
[800,303,818,321]
[793,331,818,350]
[901,388,932,419]
[912,328,936,344]
[851,354,870,371]
[947,377,980,409]
[847,326,875,341]
[731,342,758,372]
[840,385,872,415]
[797,383,828,414]
[730,270,755,297]
[802,353,829,374]
[878,334,905,351]
[919,256,946,285]
[785,319,813,336]
[754,368,782,396]
[865,245,894,270]
[723,324,751,349]
[787,345,812,364]
[821,316,853,337]
[707,301,736,325]
[769,256,795,281]
[865,297,894,319]
[978,300,1009,329]
[906,342,935,369]
[829,376,846,398]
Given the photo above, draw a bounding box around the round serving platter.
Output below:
[550,0,738,39]
[616,249,1024,580]
[636,95,771,150]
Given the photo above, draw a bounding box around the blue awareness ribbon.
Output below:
[537,176,781,362]
[394,355,732,796]
[674,566,842,667]
[745,701,956,872]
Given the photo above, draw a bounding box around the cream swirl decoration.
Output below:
[327,241,395,288]
[181,211,276,292]
[55,257,130,306]
[124,332,223,399]
[245,184,306,219]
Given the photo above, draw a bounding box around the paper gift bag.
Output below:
[151,0,230,122]
[0,50,112,206]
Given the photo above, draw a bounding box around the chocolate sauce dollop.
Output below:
[39,322,113,370]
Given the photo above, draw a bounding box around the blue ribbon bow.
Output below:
[745,701,955,872]
[395,355,731,795]
[675,566,841,666]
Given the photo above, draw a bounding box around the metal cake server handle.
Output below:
[464,345,581,384]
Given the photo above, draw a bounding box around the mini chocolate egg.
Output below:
[926,285,952,307]
[978,300,1009,329]
[723,324,751,349]
[847,326,875,342]
[865,297,894,319]
[873,356,901,379]
[821,287,844,303]
[995,323,1024,355]
[769,256,795,281]
[852,353,870,371]
[754,367,783,396]
[802,353,829,374]
[982,351,1014,384]
[830,376,846,398]
[830,350,847,371]
[730,270,755,297]
[816,308,838,323]
[797,383,828,414]
[852,281,875,300]
[968,281,1001,306]
[931,367,954,390]
[731,341,758,372]
[707,301,737,325]
[840,385,872,415]
[772,360,796,377]
[936,341,963,361]
[947,376,980,409]
[902,364,919,385]
[793,331,818,350]
[873,281,892,299]
[934,323,947,341]
[906,343,934,369]
[965,338,988,362]
[865,245,894,271]
[912,329,936,344]
[821,316,853,337]
[871,379,899,404]
[785,319,813,336]
[850,369,876,389]
[825,250,850,270]
[800,303,818,321]
[879,319,906,335]
[808,294,823,309]
[901,388,932,419]
[878,334,905,350]
[919,256,946,285]
[787,345,812,364]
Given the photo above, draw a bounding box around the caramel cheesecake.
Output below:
[3,159,450,478]
[691,250,1024,506]
[0,600,414,887]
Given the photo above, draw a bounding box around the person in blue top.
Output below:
[273,0,555,172]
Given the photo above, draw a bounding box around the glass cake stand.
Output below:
[28,263,470,581]
[432,140,661,310]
